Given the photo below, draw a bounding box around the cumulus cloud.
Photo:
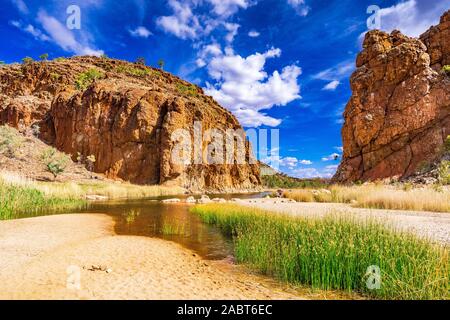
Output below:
[37,11,103,56]
[248,30,260,37]
[129,26,152,38]
[372,0,448,38]
[157,0,251,40]
[204,48,301,127]
[156,0,202,39]
[322,80,341,91]
[207,0,253,18]
[287,0,310,16]
[224,22,240,42]
[334,146,344,152]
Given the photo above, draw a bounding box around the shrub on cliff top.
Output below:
[22,57,33,64]
[75,68,104,90]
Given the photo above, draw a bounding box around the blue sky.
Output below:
[1,0,448,178]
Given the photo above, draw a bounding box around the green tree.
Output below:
[39,53,49,61]
[157,59,165,70]
[40,148,69,180]
[22,57,34,64]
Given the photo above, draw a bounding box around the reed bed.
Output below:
[284,185,450,213]
[0,170,184,220]
[191,204,449,300]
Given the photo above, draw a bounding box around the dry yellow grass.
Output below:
[0,170,184,200]
[284,184,450,213]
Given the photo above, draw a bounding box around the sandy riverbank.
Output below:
[0,214,324,300]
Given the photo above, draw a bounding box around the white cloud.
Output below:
[313,60,354,82]
[156,0,201,40]
[37,11,103,56]
[207,0,253,18]
[156,0,253,40]
[287,0,310,16]
[248,30,260,37]
[262,155,313,171]
[11,0,29,14]
[129,26,152,38]
[373,0,448,38]
[224,22,240,43]
[204,48,301,127]
[322,80,341,91]
[290,168,321,178]
[321,153,340,161]
[10,20,50,41]
[196,43,222,67]
[334,146,344,152]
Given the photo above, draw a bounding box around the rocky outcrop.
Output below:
[333,10,450,183]
[0,57,260,192]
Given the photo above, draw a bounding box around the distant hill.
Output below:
[259,162,328,189]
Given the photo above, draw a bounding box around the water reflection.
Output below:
[82,193,266,260]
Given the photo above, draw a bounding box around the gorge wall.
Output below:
[0,56,260,192]
[333,10,450,183]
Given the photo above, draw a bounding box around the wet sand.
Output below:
[0,214,316,300]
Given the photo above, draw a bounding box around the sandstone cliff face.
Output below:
[333,11,450,183]
[0,57,260,192]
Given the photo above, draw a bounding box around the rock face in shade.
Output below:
[0,56,260,192]
[333,10,450,183]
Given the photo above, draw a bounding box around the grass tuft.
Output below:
[191,204,449,300]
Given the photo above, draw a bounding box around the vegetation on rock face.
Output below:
[75,68,105,90]
[0,125,24,158]
[442,65,450,76]
[176,83,198,97]
[115,65,150,77]
[192,204,449,300]
[40,147,70,179]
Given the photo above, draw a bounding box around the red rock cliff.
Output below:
[0,57,260,192]
[333,10,450,183]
